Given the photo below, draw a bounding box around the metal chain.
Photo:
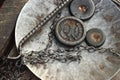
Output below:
[23,43,120,65]
[112,0,120,6]
[18,0,120,64]
[26,44,119,65]
[0,57,26,80]
[18,0,74,52]
[23,0,81,64]
[45,0,63,50]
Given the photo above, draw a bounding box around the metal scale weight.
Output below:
[14,0,120,80]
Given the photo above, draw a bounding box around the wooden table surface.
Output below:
[0,0,119,80]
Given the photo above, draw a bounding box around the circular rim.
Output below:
[70,0,95,20]
[85,28,106,47]
[14,0,120,79]
[55,16,86,46]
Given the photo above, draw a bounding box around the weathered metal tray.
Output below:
[15,0,120,80]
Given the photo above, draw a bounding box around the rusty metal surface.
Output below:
[70,0,95,20]
[15,0,120,80]
[85,28,106,47]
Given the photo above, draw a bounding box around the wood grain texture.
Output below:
[0,0,41,79]
[0,0,28,57]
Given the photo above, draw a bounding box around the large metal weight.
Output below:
[55,16,86,46]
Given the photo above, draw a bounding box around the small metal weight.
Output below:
[85,28,106,47]
[70,0,95,20]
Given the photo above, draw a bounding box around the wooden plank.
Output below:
[0,0,5,8]
[0,0,40,79]
[0,0,28,57]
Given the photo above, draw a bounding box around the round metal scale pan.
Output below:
[15,0,120,80]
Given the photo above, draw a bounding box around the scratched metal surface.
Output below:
[15,0,120,80]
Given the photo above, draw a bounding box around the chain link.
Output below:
[0,57,26,80]
[112,0,120,6]
[18,0,120,65]
[23,44,120,65]
[18,0,74,52]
